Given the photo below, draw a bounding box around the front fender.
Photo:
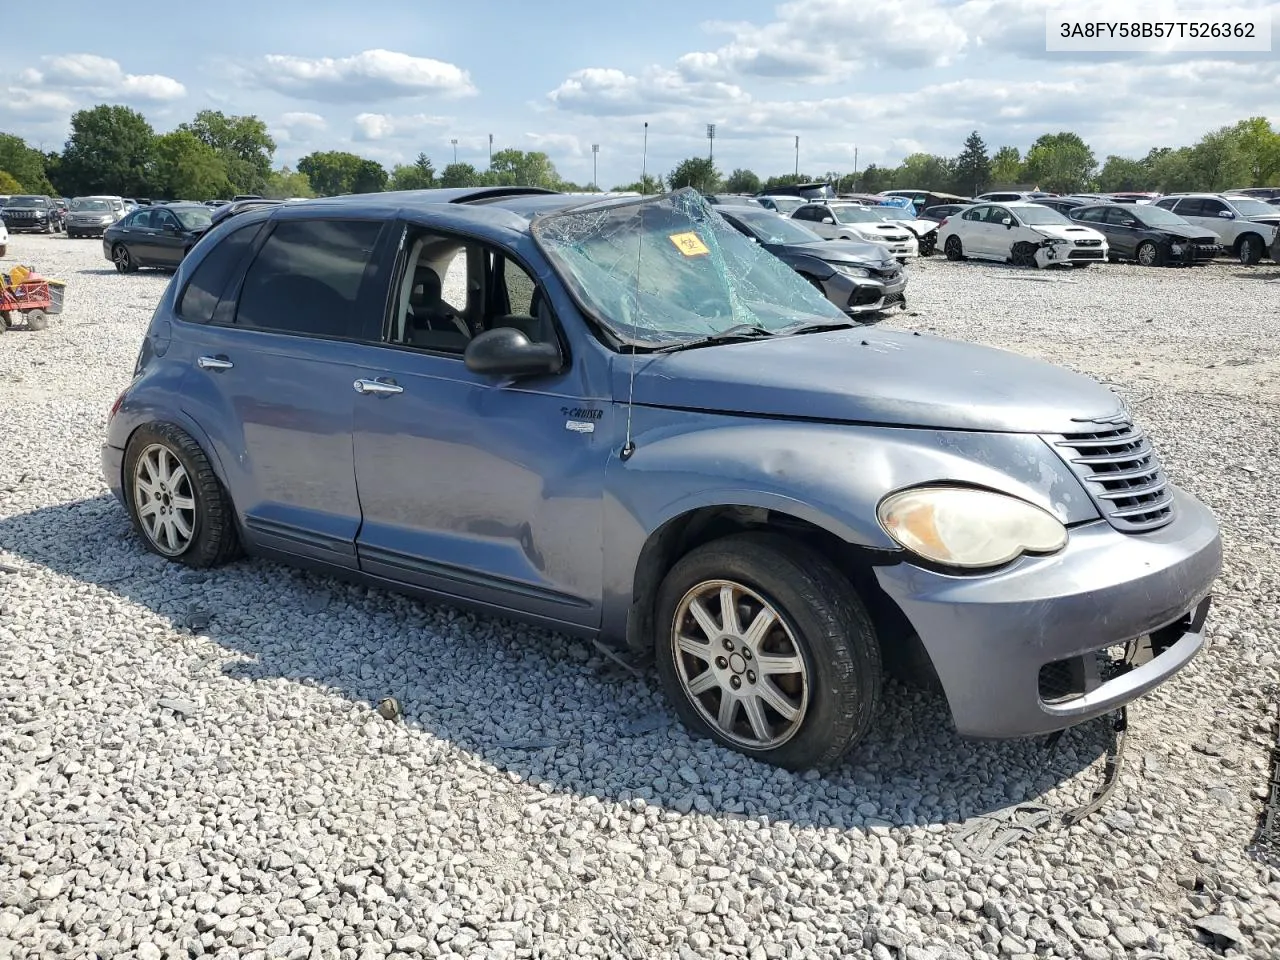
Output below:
[599,409,1099,645]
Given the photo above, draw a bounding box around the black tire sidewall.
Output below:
[122,423,236,567]
[654,533,881,770]
[945,236,963,259]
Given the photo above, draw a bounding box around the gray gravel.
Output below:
[2,235,1279,960]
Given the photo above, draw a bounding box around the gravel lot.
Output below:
[2,234,1279,960]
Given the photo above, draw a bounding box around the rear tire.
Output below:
[944,235,965,260]
[25,309,48,331]
[654,532,882,770]
[123,423,242,568]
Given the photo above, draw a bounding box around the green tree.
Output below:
[178,110,276,195]
[297,150,366,195]
[262,166,314,199]
[1226,117,1280,185]
[667,157,719,191]
[58,105,157,196]
[1022,132,1096,193]
[855,164,892,193]
[1096,155,1153,192]
[895,153,953,191]
[611,173,664,194]
[352,159,387,193]
[439,162,483,188]
[486,148,560,189]
[724,168,761,194]
[951,131,991,197]
[153,130,231,200]
[388,153,436,191]
[1147,147,1196,192]
[0,134,56,193]
[761,172,813,189]
[1185,126,1249,192]
[0,170,21,193]
[990,146,1023,184]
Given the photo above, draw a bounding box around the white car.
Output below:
[0,219,7,256]
[937,201,1108,268]
[867,207,941,255]
[1151,193,1280,265]
[791,202,919,259]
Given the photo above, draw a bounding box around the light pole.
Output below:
[794,136,799,178]
[591,144,599,191]
[706,124,716,192]
[450,139,458,165]
[488,133,493,170]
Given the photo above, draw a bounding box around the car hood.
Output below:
[779,239,897,268]
[1144,224,1220,241]
[884,218,937,235]
[617,328,1124,433]
[1030,223,1104,241]
[1245,214,1280,228]
[848,222,914,237]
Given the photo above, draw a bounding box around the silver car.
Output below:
[67,196,125,238]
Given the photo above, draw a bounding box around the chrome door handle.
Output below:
[353,378,403,396]
[197,356,233,371]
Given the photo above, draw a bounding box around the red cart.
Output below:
[0,270,64,332]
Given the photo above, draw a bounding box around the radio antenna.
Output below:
[620,121,648,462]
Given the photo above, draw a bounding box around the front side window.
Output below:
[533,188,846,347]
[1198,198,1227,216]
[236,219,382,338]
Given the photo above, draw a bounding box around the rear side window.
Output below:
[235,219,382,338]
[177,222,264,323]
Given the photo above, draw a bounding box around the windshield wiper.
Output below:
[779,320,858,336]
[652,323,778,353]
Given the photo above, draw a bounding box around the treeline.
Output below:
[2,104,1277,202]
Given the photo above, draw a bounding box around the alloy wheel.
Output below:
[671,579,810,750]
[132,443,196,556]
[113,245,132,272]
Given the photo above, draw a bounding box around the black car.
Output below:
[102,203,214,272]
[2,195,63,234]
[918,203,970,223]
[209,198,284,229]
[1068,203,1221,266]
[1031,196,1111,216]
[716,206,907,318]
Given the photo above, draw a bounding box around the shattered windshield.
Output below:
[533,188,847,347]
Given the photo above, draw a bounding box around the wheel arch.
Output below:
[622,502,936,689]
[114,405,234,501]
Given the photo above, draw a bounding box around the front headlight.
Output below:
[877,486,1068,569]
[833,263,871,279]
[1043,237,1069,245]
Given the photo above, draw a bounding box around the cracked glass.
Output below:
[532,187,847,347]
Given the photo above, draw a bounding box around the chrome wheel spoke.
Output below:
[677,633,712,662]
[756,652,803,677]
[688,597,720,640]
[171,511,193,540]
[741,695,772,742]
[757,679,801,722]
[717,691,738,730]
[686,670,719,696]
[743,607,776,651]
[170,494,195,511]
[718,584,741,635]
[137,499,160,519]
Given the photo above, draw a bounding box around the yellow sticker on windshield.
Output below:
[669,232,710,257]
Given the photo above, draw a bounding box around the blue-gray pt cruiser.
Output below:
[103,187,1222,770]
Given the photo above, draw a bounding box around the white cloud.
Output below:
[252,49,476,103]
[270,111,328,145]
[3,88,77,117]
[353,112,449,141]
[20,54,185,102]
[548,66,749,116]
[524,132,584,157]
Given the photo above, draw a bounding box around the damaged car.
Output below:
[716,205,907,318]
[792,201,919,259]
[103,186,1220,770]
[1068,203,1222,266]
[939,201,1109,268]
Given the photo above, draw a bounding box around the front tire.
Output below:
[1136,241,1163,267]
[654,532,882,770]
[944,235,965,260]
[26,309,48,331]
[1237,234,1263,266]
[123,423,241,568]
[112,243,137,273]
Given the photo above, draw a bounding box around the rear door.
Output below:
[1172,198,1210,232]
[959,205,994,255]
[176,215,395,567]
[125,209,161,261]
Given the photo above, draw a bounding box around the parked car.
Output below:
[1227,187,1280,201]
[756,181,836,201]
[938,201,1109,267]
[1,195,62,234]
[0,219,8,257]
[705,194,762,207]
[1032,196,1112,216]
[918,203,970,224]
[792,202,919,259]
[869,206,940,255]
[67,196,125,238]
[102,203,214,272]
[878,189,970,212]
[973,191,1054,202]
[756,196,805,215]
[1152,193,1280,264]
[1068,204,1221,266]
[101,185,1221,769]
[1273,227,1280,263]
[716,205,908,318]
[209,198,285,229]
[1105,192,1160,204]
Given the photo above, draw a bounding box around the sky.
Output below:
[2,0,1277,187]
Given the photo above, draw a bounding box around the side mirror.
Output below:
[821,215,835,224]
[464,326,562,378]
[162,222,180,234]
[1003,219,1014,228]
[1217,210,1235,219]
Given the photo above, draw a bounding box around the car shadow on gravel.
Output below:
[0,495,1112,831]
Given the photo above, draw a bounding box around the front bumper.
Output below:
[874,485,1221,739]
[3,218,51,233]
[1034,242,1107,267]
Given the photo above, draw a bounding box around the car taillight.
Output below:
[109,391,126,421]
[938,218,949,228]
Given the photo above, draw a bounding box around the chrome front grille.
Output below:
[1049,419,1175,532]
[1075,238,1103,247]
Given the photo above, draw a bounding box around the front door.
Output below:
[178,215,392,567]
[351,230,608,629]
[151,208,190,266]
